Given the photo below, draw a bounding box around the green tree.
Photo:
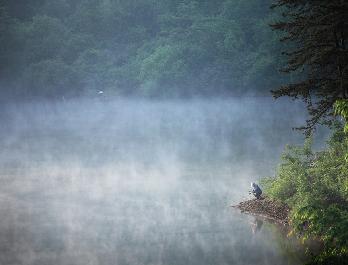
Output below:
[271,1,348,133]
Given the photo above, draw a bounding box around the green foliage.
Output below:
[306,249,348,265]
[262,126,348,253]
[22,59,80,97]
[335,100,348,133]
[270,0,348,133]
[334,99,348,162]
[0,0,285,99]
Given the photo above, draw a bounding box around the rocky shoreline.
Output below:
[232,197,291,226]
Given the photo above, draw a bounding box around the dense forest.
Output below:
[0,0,286,99]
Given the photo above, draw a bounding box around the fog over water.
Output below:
[0,98,324,265]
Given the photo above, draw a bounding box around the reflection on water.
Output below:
[250,217,264,234]
[0,99,311,265]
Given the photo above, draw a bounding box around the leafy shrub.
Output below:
[262,124,348,255]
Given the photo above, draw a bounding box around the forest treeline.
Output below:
[0,0,285,99]
[262,1,348,263]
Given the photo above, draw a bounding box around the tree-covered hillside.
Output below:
[0,0,285,99]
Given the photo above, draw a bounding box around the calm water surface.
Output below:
[0,99,314,265]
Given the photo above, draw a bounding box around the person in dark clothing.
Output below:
[250,182,262,199]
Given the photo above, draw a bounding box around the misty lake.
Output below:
[0,98,319,265]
